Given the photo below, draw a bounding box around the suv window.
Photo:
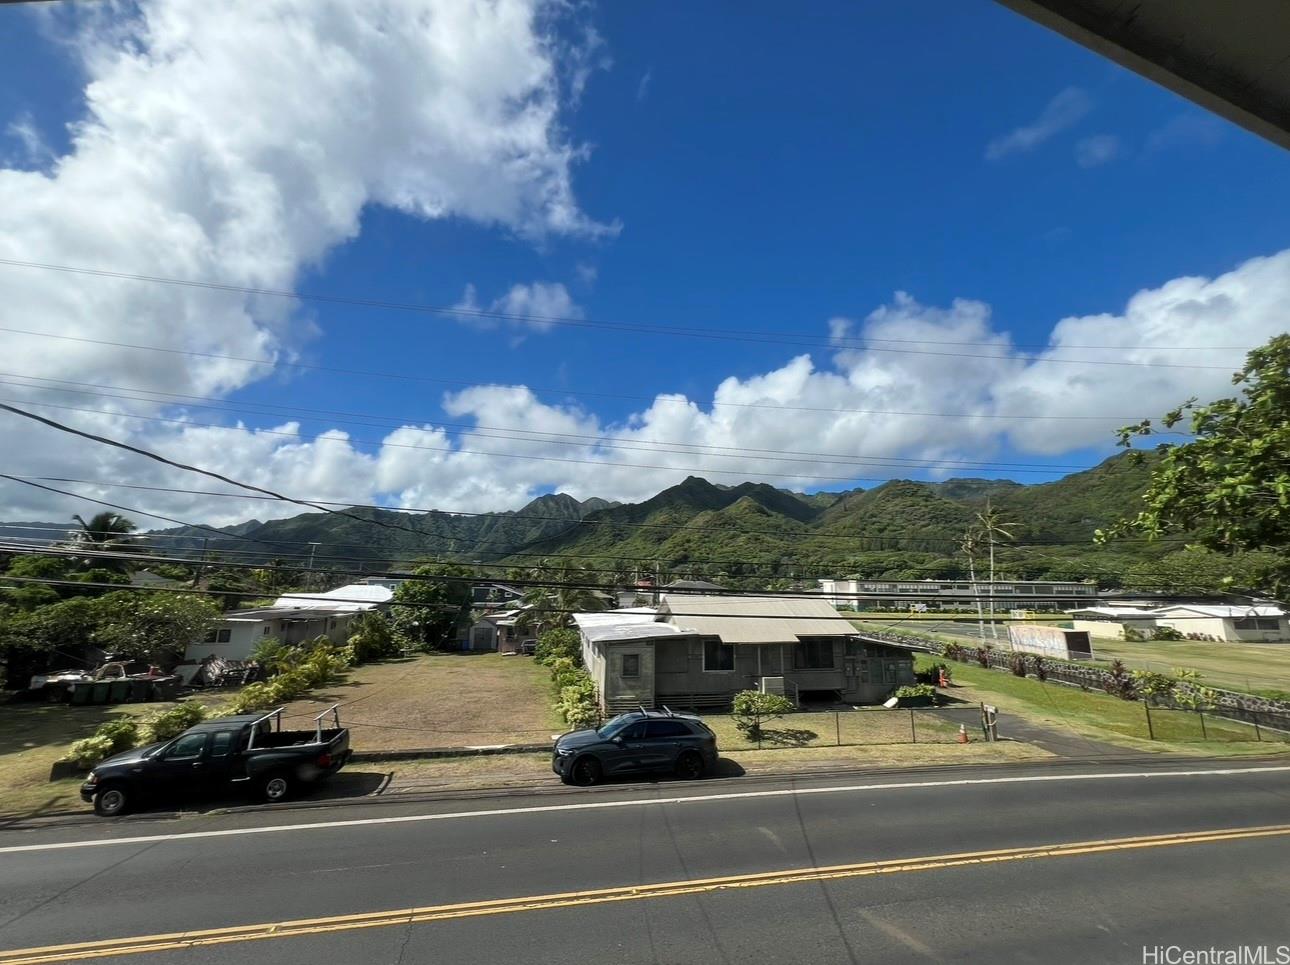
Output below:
[646,720,691,739]
[165,733,207,759]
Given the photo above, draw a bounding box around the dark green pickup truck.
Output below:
[81,706,350,816]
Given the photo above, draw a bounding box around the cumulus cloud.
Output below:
[1075,134,1120,167]
[0,0,607,520]
[985,87,1092,160]
[3,113,54,169]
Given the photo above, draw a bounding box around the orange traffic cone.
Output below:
[957,724,969,744]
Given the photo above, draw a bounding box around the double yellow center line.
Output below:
[5,823,1289,964]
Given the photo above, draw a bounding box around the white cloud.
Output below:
[985,87,1092,160]
[4,248,1289,523]
[1145,112,1225,153]
[0,0,608,520]
[3,113,54,169]
[636,68,653,102]
[1075,133,1120,167]
[451,280,581,332]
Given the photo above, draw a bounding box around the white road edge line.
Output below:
[5,765,1289,855]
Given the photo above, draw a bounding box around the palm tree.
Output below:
[975,502,1016,640]
[960,527,986,643]
[69,512,139,572]
[518,563,607,634]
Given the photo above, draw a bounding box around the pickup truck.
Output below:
[81,705,350,817]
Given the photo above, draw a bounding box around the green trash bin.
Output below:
[90,680,112,704]
[70,683,91,705]
[109,679,132,703]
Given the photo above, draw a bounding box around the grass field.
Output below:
[1085,638,1290,698]
[699,707,962,751]
[920,655,1290,756]
[279,652,561,752]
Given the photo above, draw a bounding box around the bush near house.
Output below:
[66,718,141,768]
[534,627,580,666]
[142,702,208,742]
[346,611,402,664]
[731,690,795,741]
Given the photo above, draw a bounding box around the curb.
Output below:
[351,743,551,762]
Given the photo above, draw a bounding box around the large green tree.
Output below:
[91,591,220,662]
[390,564,475,649]
[517,562,607,633]
[1099,334,1290,594]
[70,512,139,572]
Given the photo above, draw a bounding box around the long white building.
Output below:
[818,578,1096,612]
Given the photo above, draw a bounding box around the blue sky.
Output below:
[1,0,1288,523]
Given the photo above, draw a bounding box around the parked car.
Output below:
[552,708,718,786]
[81,706,350,817]
[518,639,537,655]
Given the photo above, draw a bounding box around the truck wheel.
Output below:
[94,784,130,817]
[261,773,291,803]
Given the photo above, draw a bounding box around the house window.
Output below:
[216,628,231,643]
[795,639,835,670]
[263,625,272,635]
[1235,617,1280,631]
[884,662,897,684]
[203,630,217,644]
[621,653,640,678]
[702,638,734,672]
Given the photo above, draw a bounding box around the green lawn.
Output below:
[920,655,1290,756]
[698,707,961,751]
[1085,638,1290,698]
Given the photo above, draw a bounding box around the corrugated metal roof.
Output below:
[659,594,855,645]
[581,622,688,644]
[572,608,658,630]
[273,584,393,612]
[1153,604,1286,619]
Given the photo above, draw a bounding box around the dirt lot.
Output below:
[278,652,561,752]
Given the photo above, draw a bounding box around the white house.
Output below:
[184,584,393,661]
[1151,605,1288,643]
[819,578,1096,611]
[1069,606,1161,640]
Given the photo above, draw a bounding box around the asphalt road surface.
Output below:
[3,760,1290,964]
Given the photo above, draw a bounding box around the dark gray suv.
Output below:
[552,710,719,786]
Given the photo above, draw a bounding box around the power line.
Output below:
[0,373,1102,473]
[0,257,1254,363]
[0,392,1094,482]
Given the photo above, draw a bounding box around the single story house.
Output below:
[184,584,393,661]
[1152,605,1288,642]
[1069,607,1161,640]
[575,595,915,714]
[464,607,532,653]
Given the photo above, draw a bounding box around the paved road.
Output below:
[2,760,1289,964]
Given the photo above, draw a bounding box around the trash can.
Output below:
[130,679,152,702]
[109,679,132,703]
[90,681,112,704]
[70,683,92,705]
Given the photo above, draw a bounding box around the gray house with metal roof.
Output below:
[574,595,914,714]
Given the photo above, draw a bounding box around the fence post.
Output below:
[835,712,841,747]
[1199,711,1207,740]
[1254,714,1262,742]
[1143,700,1155,741]
[910,708,916,743]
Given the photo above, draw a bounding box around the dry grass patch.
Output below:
[279,652,561,752]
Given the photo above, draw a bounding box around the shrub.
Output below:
[346,612,401,664]
[893,684,936,699]
[1106,659,1137,700]
[943,643,965,662]
[1032,656,1047,682]
[535,628,581,667]
[225,681,275,714]
[1123,627,1145,642]
[915,662,949,685]
[1130,670,1175,702]
[553,670,599,728]
[67,735,116,769]
[1151,625,1185,642]
[977,644,992,668]
[547,656,586,693]
[1009,653,1027,677]
[250,638,299,675]
[731,690,795,741]
[142,702,207,742]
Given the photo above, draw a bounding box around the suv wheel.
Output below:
[570,756,602,787]
[674,751,705,780]
[94,784,130,817]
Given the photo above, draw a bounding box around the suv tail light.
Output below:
[317,753,332,768]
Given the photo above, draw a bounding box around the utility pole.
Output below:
[306,542,320,591]
[191,536,209,588]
